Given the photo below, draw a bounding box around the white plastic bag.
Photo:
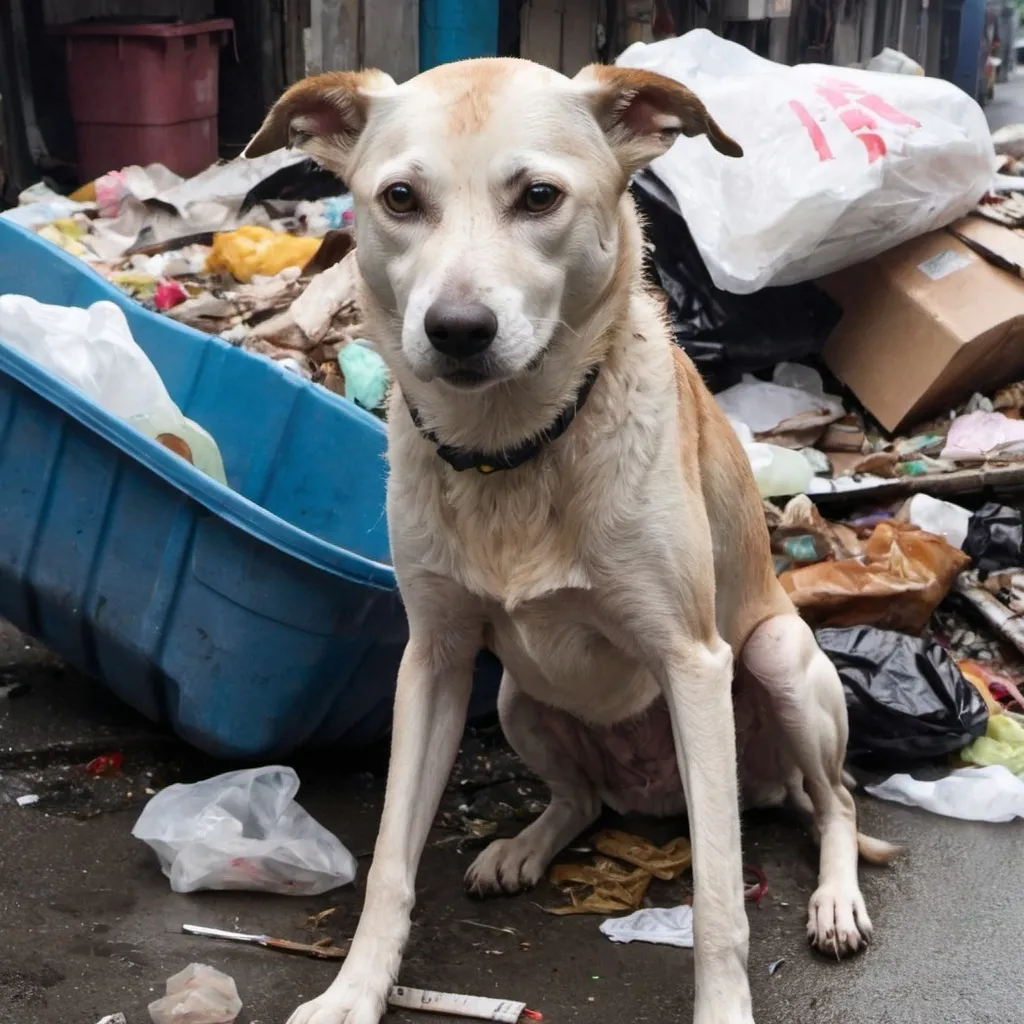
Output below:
[866,765,1024,823]
[131,766,358,895]
[617,29,996,293]
[715,363,844,435]
[600,905,694,948]
[0,295,227,483]
[865,48,925,76]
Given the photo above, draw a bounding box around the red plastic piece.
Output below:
[55,19,234,181]
[85,753,124,778]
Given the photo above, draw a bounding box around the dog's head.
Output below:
[246,59,739,392]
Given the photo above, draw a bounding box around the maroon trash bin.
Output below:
[56,19,234,182]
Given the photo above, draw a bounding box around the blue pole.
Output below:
[419,0,500,71]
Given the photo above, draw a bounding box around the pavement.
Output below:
[4,70,1024,1024]
[985,67,1024,131]
[2,616,1023,1024]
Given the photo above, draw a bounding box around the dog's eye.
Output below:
[521,183,562,214]
[382,183,418,215]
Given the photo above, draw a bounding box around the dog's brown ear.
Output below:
[574,65,741,175]
[243,69,396,176]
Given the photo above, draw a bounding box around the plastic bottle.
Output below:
[745,443,814,498]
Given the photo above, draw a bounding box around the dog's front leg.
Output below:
[661,636,754,1024]
[286,617,478,1024]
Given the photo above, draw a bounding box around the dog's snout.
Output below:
[423,300,498,359]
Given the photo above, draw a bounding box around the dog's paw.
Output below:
[694,1002,755,1024]
[465,837,547,896]
[807,884,873,958]
[286,983,387,1024]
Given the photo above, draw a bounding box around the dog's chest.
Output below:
[414,472,596,607]
[490,591,660,725]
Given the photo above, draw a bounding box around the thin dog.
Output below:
[246,57,896,1024]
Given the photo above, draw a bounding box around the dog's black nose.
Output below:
[424,300,498,359]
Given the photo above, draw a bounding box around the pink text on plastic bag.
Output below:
[789,77,922,164]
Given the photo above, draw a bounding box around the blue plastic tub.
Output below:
[0,220,497,757]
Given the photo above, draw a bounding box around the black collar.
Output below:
[406,364,602,474]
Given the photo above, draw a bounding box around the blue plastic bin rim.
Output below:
[0,221,396,592]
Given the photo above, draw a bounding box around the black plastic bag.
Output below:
[963,503,1024,576]
[629,169,841,392]
[240,158,346,214]
[817,626,988,761]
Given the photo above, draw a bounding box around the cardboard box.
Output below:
[820,220,1024,434]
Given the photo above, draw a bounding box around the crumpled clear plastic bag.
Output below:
[617,29,995,293]
[132,766,357,895]
[148,964,242,1024]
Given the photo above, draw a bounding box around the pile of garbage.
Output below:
[2,151,389,418]
[620,31,1024,821]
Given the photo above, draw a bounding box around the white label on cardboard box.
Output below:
[917,250,973,281]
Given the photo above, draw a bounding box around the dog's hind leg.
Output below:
[466,672,601,896]
[742,613,887,959]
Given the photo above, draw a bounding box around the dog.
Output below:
[245,57,897,1024]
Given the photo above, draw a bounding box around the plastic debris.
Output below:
[96,1016,128,1024]
[387,987,537,1023]
[955,570,1024,658]
[817,627,988,760]
[86,753,124,778]
[745,443,814,499]
[338,342,390,413]
[206,226,322,283]
[906,494,972,550]
[182,923,346,960]
[770,494,863,569]
[992,123,1024,158]
[963,504,1024,575]
[957,660,1024,714]
[767,958,786,975]
[16,794,40,807]
[865,47,924,75]
[592,830,692,880]
[715,364,844,447]
[962,714,1024,776]
[131,766,358,895]
[148,963,242,1024]
[781,522,969,633]
[941,411,1024,463]
[600,905,694,948]
[0,296,227,485]
[957,660,1009,716]
[155,280,189,312]
[548,831,692,915]
[865,765,1024,822]
[547,857,652,916]
[744,864,769,905]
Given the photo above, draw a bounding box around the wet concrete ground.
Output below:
[1,619,1022,1024]
[987,68,1024,131]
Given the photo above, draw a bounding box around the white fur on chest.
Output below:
[494,590,660,724]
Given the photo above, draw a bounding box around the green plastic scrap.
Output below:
[962,714,1024,777]
[338,341,390,412]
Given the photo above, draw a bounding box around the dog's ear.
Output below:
[573,65,741,175]
[243,69,397,177]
